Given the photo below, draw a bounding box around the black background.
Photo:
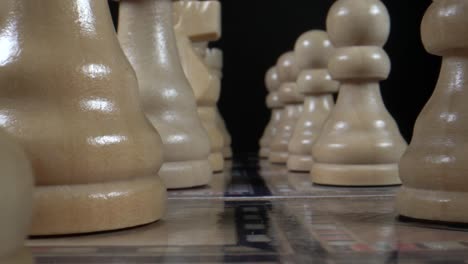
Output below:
[110,1,440,155]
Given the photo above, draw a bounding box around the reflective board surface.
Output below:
[29,155,468,264]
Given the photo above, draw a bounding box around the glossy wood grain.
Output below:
[397,0,468,223]
[0,0,166,235]
[118,0,212,189]
[311,0,407,186]
[287,30,339,172]
[174,0,225,172]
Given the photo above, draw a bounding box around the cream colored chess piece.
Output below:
[118,0,213,188]
[0,131,33,264]
[287,30,339,172]
[259,67,282,159]
[174,1,225,172]
[204,47,233,159]
[0,0,166,235]
[269,52,304,164]
[397,0,468,223]
[311,0,407,186]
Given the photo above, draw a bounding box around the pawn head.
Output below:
[326,0,390,47]
[276,51,300,83]
[294,30,334,70]
[265,66,281,92]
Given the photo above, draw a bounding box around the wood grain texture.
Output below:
[174,0,225,172]
[0,0,166,235]
[311,0,407,186]
[118,0,213,188]
[397,0,468,223]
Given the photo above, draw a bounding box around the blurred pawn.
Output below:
[0,130,34,264]
[287,30,338,172]
[269,52,303,164]
[259,66,282,159]
[204,47,233,160]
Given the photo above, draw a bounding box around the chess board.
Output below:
[28,155,468,264]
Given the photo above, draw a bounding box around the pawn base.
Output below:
[31,176,166,236]
[397,186,468,223]
[0,248,33,264]
[160,159,212,189]
[259,148,270,159]
[269,151,288,164]
[287,154,313,172]
[311,163,401,186]
[209,152,225,172]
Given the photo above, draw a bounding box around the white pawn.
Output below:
[259,66,282,159]
[397,0,468,223]
[287,30,339,172]
[269,51,304,164]
[311,0,407,186]
[0,130,33,263]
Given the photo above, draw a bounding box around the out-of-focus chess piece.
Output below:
[287,30,339,172]
[174,0,225,172]
[203,47,233,160]
[0,131,33,264]
[118,0,213,188]
[397,0,468,223]
[311,0,407,186]
[259,66,282,159]
[0,0,166,235]
[269,52,304,164]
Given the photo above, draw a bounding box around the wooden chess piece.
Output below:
[269,52,304,164]
[204,47,233,160]
[259,66,282,159]
[0,0,166,235]
[311,0,407,186]
[287,30,339,172]
[0,131,33,263]
[118,0,213,188]
[397,0,468,223]
[174,0,225,172]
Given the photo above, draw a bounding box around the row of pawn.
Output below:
[261,0,468,225]
[260,0,407,186]
[0,0,231,261]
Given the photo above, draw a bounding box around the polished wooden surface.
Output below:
[397,0,468,223]
[174,0,225,172]
[287,30,339,172]
[0,0,166,235]
[118,0,212,189]
[29,156,468,264]
[311,0,407,186]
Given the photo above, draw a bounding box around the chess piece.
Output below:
[269,52,304,164]
[174,1,225,172]
[311,0,407,186]
[287,30,339,172]
[397,0,468,223]
[0,131,33,263]
[204,47,233,159]
[0,0,166,235]
[259,67,282,159]
[118,0,213,188]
